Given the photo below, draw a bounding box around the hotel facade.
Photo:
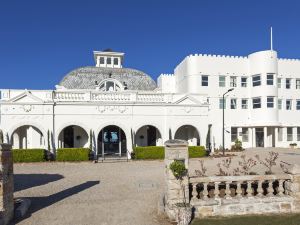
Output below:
[1,49,300,157]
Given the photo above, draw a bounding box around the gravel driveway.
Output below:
[13,161,172,225]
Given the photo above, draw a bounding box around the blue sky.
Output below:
[1,0,300,89]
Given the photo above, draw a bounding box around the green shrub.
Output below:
[188,146,207,158]
[230,139,244,151]
[133,146,164,160]
[13,149,46,162]
[56,148,90,161]
[169,160,187,179]
[133,145,207,160]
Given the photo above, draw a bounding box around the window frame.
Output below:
[286,78,291,89]
[241,77,247,87]
[287,127,293,141]
[107,57,112,65]
[231,127,238,142]
[241,99,248,109]
[278,99,282,110]
[267,96,274,108]
[219,76,226,87]
[242,128,249,142]
[252,75,261,87]
[113,58,118,65]
[252,97,261,109]
[296,79,300,89]
[297,100,300,110]
[267,73,274,85]
[286,99,292,110]
[201,75,209,86]
[277,78,281,88]
[230,98,237,109]
[230,76,237,87]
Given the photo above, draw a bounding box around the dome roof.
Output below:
[58,66,157,90]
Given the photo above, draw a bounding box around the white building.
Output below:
[1,48,300,157]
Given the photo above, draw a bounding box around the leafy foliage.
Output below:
[56,148,90,161]
[230,139,244,151]
[13,149,46,162]
[170,160,187,179]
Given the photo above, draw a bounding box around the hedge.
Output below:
[132,146,207,160]
[56,148,90,161]
[13,149,46,162]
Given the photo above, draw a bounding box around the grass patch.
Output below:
[191,214,300,225]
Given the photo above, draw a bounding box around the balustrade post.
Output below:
[214,182,220,199]
[191,183,198,202]
[277,180,284,196]
[246,181,253,197]
[202,183,209,200]
[257,180,264,197]
[267,180,274,197]
[225,181,231,199]
[236,181,242,198]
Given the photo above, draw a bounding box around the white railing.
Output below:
[136,94,165,103]
[54,91,86,101]
[91,92,131,101]
[189,174,292,202]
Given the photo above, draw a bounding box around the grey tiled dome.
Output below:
[59,66,157,90]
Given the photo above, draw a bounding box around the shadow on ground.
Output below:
[14,174,65,192]
[13,181,100,224]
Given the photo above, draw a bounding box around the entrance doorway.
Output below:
[256,128,264,147]
[98,125,126,156]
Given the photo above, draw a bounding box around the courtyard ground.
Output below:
[12,147,300,225]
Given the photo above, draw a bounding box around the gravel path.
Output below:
[13,161,172,225]
[13,148,300,225]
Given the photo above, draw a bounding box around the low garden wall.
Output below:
[163,140,300,223]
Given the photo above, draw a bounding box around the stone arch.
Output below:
[57,125,89,148]
[174,125,201,146]
[135,125,163,146]
[10,125,45,149]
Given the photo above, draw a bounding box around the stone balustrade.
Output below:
[53,90,172,103]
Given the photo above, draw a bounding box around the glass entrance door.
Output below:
[256,128,264,147]
[103,127,120,155]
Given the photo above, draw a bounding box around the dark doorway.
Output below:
[147,126,157,146]
[64,126,74,148]
[256,128,264,147]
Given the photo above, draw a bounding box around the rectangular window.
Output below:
[241,77,247,87]
[278,128,283,142]
[231,127,238,142]
[296,79,300,89]
[287,127,293,141]
[252,75,261,86]
[277,78,281,88]
[113,58,118,65]
[100,57,105,64]
[242,128,249,142]
[298,127,300,141]
[297,100,300,110]
[107,57,112,64]
[286,99,292,110]
[230,76,237,87]
[219,76,226,87]
[286,78,291,89]
[241,99,248,109]
[202,75,208,86]
[267,96,274,108]
[219,98,226,109]
[267,74,274,85]
[230,98,237,109]
[278,99,282,110]
[252,97,261,109]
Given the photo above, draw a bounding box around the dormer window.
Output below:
[114,58,118,65]
[98,79,124,92]
[100,57,105,64]
[107,57,112,65]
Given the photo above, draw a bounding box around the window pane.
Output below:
[252,75,261,86]
[298,127,300,141]
[219,76,225,87]
[113,58,118,65]
[287,127,293,141]
[242,128,249,142]
[253,98,261,109]
[277,78,281,88]
[219,98,226,109]
[286,100,292,110]
[267,74,274,85]
[286,79,291,89]
[278,99,282,110]
[278,128,283,141]
[241,77,247,87]
[202,75,208,86]
[296,80,300,89]
[100,57,105,64]
[230,99,237,109]
[107,57,112,64]
[267,97,274,108]
[231,127,238,142]
[230,76,236,87]
[242,99,248,109]
[297,100,300,110]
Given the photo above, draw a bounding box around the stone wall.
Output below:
[0,144,14,225]
[164,139,189,221]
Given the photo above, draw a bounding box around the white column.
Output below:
[275,127,278,147]
[293,127,297,143]
[253,128,256,148]
[264,127,268,147]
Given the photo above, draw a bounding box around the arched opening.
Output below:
[135,125,162,146]
[97,125,126,156]
[98,79,124,92]
[58,125,88,148]
[11,125,45,149]
[174,125,200,146]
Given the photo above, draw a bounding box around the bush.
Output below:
[133,146,164,160]
[13,149,46,162]
[132,146,207,160]
[188,146,207,158]
[230,139,244,151]
[56,148,90,161]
